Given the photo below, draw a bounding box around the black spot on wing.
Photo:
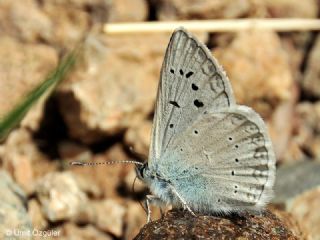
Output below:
[169,101,180,108]
[194,99,204,108]
[191,83,198,91]
[186,71,194,78]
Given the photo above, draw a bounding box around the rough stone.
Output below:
[89,199,126,237]
[269,207,309,240]
[267,93,297,162]
[303,35,320,98]
[273,161,320,204]
[28,199,48,230]
[134,209,300,239]
[264,0,318,83]
[58,223,112,240]
[265,0,318,18]
[292,102,320,160]
[35,172,88,222]
[69,144,132,200]
[0,37,58,132]
[41,1,91,48]
[124,120,152,158]
[125,201,148,240]
[57,33,168,143]
[108,0,148,22]
[156,0,261,20]
[0,0,52,42]
[0,170,33,240]
[214,30,294,118]
[72,173,102,199]
[0,128,56,195]
[287,187,320,240]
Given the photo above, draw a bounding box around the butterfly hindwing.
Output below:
[149,28,236,162]
[159,106,276,213]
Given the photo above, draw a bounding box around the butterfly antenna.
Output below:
[70,160,144,166]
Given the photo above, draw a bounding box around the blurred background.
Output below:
[0,0,320,239]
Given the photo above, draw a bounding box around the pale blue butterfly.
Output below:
[73,28,276,223]
[135,28,276,222]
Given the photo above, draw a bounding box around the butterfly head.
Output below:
[135,162,148,181]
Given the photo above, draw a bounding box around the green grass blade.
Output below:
[0,48,78,142]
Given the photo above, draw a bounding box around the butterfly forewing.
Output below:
[149,28,236,162]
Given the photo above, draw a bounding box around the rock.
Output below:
[124,120,152,158]
[35,172,88,222]
[0,0,52,42]
[293,102,320,160]
[155,0,260,20]
[125,201,148,240]
[58,223,112,240]
[89,199,126,237]
[213,30,295,160]
[57,33,166,143]
[287,187,320,240]
[41,1,90,48]
[0,170,33,240]
[0,36,58,132]
[0,128,56,195]
[272,161,320,239]
[58,141,91,159]
[302,35,320,98]
[28,199,48,230]
[108,0,148,22]
[72,173,102,199]
[265,0,318,18]
[267,93,297,162]
[69,144,132,199]
[273,161,320,204]
[58,141,93,166]
[269,207,309,240]
[214,30,294,118]
[134,209,300,239]
[264,0,318,83]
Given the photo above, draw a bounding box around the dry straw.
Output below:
[104,18,320,34]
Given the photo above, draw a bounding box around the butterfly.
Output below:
[135,28,276,222]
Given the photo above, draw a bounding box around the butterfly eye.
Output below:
[139,165,145,178]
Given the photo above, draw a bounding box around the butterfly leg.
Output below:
[171,187,196,217]
[146,195,163,223]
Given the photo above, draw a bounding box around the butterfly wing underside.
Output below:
[161,106,276,212]
[149,28,235,162]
